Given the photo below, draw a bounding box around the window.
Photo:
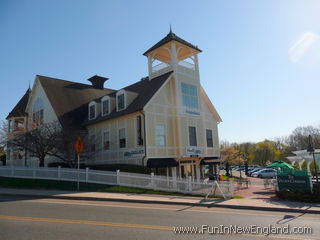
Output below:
[181,83,198,108]
[90,135,96,152]
[117,94,125,111]
[89,103,96,120]
[156,124,166,147]
[189,126,197,146]
[119,128,126,148]
[102,99,109,116]
[206,129,213,147]
[136,116,143,145]
[33,98,44,126]
[103,131,110,150]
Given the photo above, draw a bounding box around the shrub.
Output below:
[276,189,320,203]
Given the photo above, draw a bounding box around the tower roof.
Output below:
[143,31,202,56]
[6,89,30,119]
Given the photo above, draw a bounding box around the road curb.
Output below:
[1,193,320,214]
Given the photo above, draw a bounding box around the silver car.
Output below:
[252,169,277,178]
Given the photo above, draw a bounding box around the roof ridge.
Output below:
[143,31,201,56]
[37,75,115,91]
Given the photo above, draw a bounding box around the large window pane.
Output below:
[206,129,213,147]
[189,126,197,146]
[119,128,126,148]
[181,83,198,109]
[137,116,143,145]
[156,124,166,146]
[103,131,110,150]
[102,100,109,115]
[89,105,95,119]
[117,94,125,110]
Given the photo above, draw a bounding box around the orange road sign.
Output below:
[74,137,84,155]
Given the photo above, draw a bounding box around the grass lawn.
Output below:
[0,176,202,197]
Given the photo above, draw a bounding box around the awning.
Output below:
[147,158,179,168]
[200,157,220,165]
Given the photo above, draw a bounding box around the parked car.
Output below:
[252,169,277,178]
[247,168,263,176]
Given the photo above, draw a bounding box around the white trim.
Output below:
[205,128,214,149]
[102,130,110,151]
[188,125,197,147]
[116,90,126,112]
[118,127,127,149]
[155,123,166,147]
[180,81,200,110]
[101,96,110,116]
[88,101,97,120]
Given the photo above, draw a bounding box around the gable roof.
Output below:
[143,31,202,56]
[7,89,30,119]
[84,71,173,126]
[37,75,115,129]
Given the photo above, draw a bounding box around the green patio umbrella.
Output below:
[266,161,294,169]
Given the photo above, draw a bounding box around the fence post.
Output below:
[33,167,36,179]
[116,170,120,185]
[86,168,89,183]
[173,174,177,190]
[151,172,155,189]
[58,166,61,180]
[188,176,192,192]
[229,180,234,198]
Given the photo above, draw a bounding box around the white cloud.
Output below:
[288,32,320,63]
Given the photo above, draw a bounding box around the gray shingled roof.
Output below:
[84,71,173,126]
[6,89,30,119]
[8,71,173,130]
[143,31,202,56]
[37,75,115,130]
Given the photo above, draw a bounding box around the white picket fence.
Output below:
[0,166,234,198]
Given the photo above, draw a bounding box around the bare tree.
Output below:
[10,121,62,167]
[0,120,8,165]
[286,125,320,150]
[50,129,87,167]
[0,120,8,148]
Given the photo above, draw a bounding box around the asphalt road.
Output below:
[0,196,319,240]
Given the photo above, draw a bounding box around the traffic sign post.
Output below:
[74,137,84,191]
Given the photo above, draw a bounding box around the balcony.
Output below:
[150,60,196,79]
[150,62,172,79]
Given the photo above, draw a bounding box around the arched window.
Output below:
[88,101,96,120]
[116,90,126,111]
[101,96,110,116]
[33,98,44,125]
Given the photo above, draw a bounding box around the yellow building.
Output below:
[6,31,222,180]
[85,31,222,179]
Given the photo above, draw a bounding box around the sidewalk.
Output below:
[1,187,320,214]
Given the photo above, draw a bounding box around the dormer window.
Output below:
[116,90,126,111]
[89,102,96,120]
[101,96,110,116]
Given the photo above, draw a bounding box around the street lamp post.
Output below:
[307,135,319,193]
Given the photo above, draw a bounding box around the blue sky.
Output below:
[1,0,320,143]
